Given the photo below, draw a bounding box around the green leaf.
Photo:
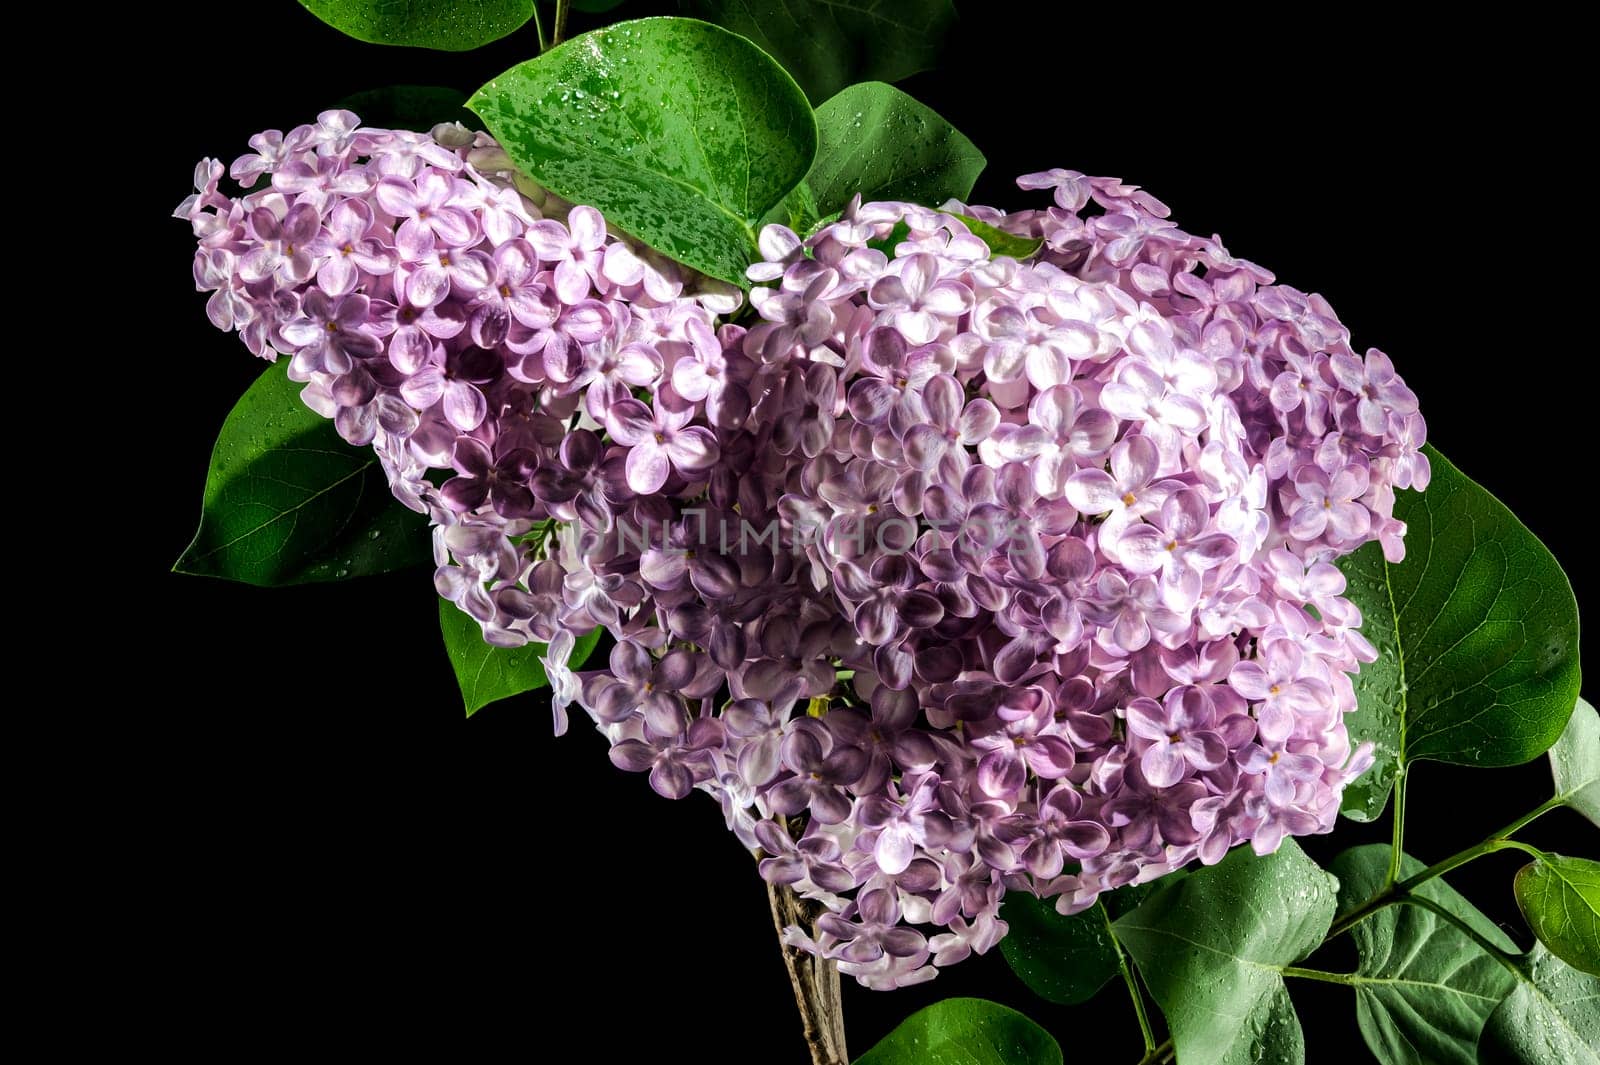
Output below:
[866,220,911,256]
[1337,445,1583,820]
[299,0,534,49]
[468,17,816,287]
[1330,845,1518,1064]
[1516,855,1600,978]
[999,879,1167,1006]
[762,180,820,232]
[852,998,1062,1065]
[174,361,430,586]
[1551,698,1600,828]
[805,82,984,221]
[1477,944,1600,1064]
[335,85,481,131]
[958,214,1043,260]
[682,0,958,104]
[440,600,602,717]
[1114,840,1337,1065]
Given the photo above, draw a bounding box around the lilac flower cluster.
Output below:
[180,115,1427,989]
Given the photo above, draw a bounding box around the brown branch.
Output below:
[768,882,848,1065]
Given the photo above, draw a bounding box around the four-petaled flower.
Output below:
[867,253,973,345]
[1124,688,1232,787]
[605,395,721,493]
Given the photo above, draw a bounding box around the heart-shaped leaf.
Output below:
[682,0,958,104]
[299,0,535,50]
[1516,854,1600,977]
[469,17,816,286]
[852,998,1062,1065]
[1115,840,1337,1065]
[1477,944,1600,1064]
[1550,698,1600,828]
[1331,845,1518,1064]
[804,82,984,221]
[1338,445,1582,820]
[441,599,603,717]
[174,361,430,586]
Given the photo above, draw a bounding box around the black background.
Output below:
[127,4,1596,1060]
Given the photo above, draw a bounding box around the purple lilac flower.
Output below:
[181,120,1424,987]
[1124,688,1231,787]
[605,395,720,494]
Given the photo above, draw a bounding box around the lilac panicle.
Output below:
[182,123,1418,987]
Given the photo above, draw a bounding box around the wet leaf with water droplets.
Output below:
[1516,854,1600,977]
[1477,943,1600,1064]
[1115,840,1335,1065]
[797,82,984,224]
[469,18,816,286]
[1338,445,1582,820]
[1332,845,1517,1063]
[852,997,1061,1065]
[174,360,430,586]
[299,0,534,50]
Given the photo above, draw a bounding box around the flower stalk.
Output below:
[769,882,848,1065]
[551,0,570,47]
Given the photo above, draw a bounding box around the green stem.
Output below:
[1384,762,1408,888]
[1281,965,1358,987]
[1133,1037,1174,1065]
[1103,904,1156,1052]
[1397,798,1559,892]
[1327,890,1405,941]
[1398,837,1544,893]
[531,2,547,51]
[1115,796,1556,1064]
[1328,794,1560,939]
[552,0,570,46]
[1403,895,1525,976]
